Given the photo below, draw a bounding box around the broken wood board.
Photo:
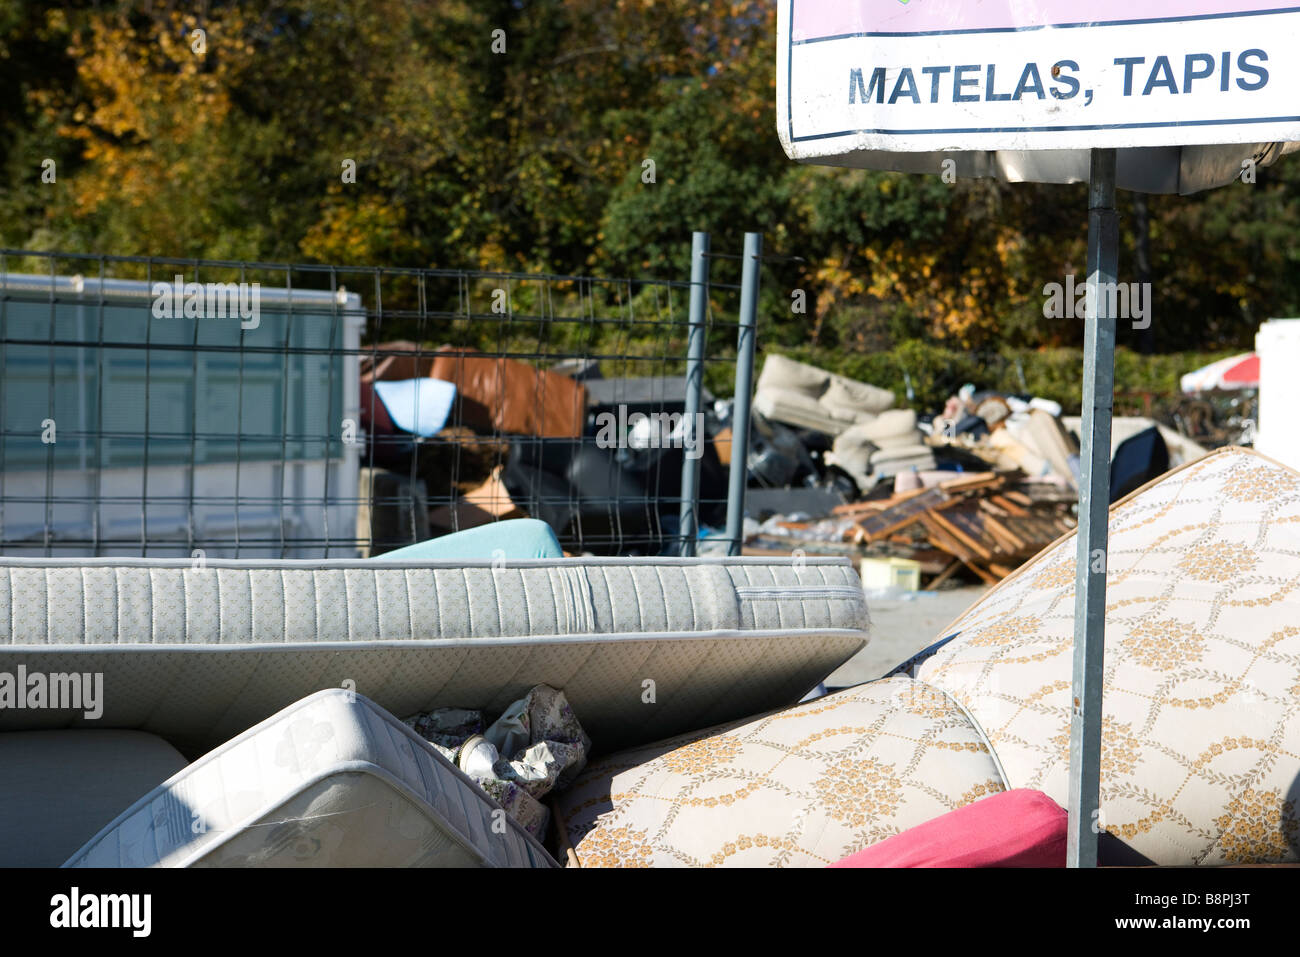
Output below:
[831,485,930,517]
[852,486,951,543]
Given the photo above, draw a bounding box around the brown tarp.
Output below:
[429,346,587,438]
[360,342,588,439]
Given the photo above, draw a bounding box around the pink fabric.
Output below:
[830,789,1067,868]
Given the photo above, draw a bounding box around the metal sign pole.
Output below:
[679,231,709,557]
[1067,147,1119,868]
[726,232,762,556]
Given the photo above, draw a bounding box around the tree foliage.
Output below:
[1,0,1297,354]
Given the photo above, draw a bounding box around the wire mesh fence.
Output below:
[0,248,748,558]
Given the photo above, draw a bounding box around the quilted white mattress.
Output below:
[0,556,869,753]
[62,689,558,868]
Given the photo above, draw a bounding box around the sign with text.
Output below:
[777,1,1300,157]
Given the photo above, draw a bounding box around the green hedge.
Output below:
[418,322,1236,420]
[749,344,1240,416]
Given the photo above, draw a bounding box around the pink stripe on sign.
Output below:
[791,0,1299,40]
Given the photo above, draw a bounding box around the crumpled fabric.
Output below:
[403,684,591,839]
[405,708,482,757]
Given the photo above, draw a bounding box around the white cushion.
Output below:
[820,403,878,425]
[756,388,824,416]
[869,446,937,478]
[869,444,934,465]
[828,428,878,481]
[823,377,894,416]
[857,408,919,442]
[870,431,924,450]
[832,422,879,452]
[1006,410,1078,488]
[755,356,894,435]
[756,354,830,397]
[754,390,854,436]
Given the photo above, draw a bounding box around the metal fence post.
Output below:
[679,232,709,556]
[1067,147,1119,868]
[726,232,762,556]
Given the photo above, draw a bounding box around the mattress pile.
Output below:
[0,555,871,867]
[12,450,1300,868]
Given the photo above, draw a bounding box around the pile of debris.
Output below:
[354,343,1204,581]
[357,343,732,556]
[728,353,1206,587]
[750,471,1076,585]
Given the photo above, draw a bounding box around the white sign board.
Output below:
[778,1,1300,158]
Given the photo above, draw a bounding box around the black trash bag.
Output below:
[1110,427,1169,503]
[748,413,818,488]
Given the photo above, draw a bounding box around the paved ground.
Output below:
[825,584,990,687]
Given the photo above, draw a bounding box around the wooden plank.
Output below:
[1005,513,1070,549]
[928,507,997,561]
[978,498,1010,517]
[990,494,1029,516]
[937,471,1000,492]
[919,514,979,564]
[962,559,1002,585]
[959,508,1034,561]
[832,485,929,517]
[928,558,964,588]
[979,509,1029,547]
[853,486,950,543]
[980,515,1028,554]
[831,501,886,517]
[1017,482,1078,504]
[745,537,862,557]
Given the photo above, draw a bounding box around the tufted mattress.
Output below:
[914,447,1300,866]
[0,556,869,754]
[62,689,558,868]
[555,676,1007,867]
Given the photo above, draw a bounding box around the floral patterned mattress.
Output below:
[558,448,1300,867]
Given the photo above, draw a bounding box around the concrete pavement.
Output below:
[826,585,990,687]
